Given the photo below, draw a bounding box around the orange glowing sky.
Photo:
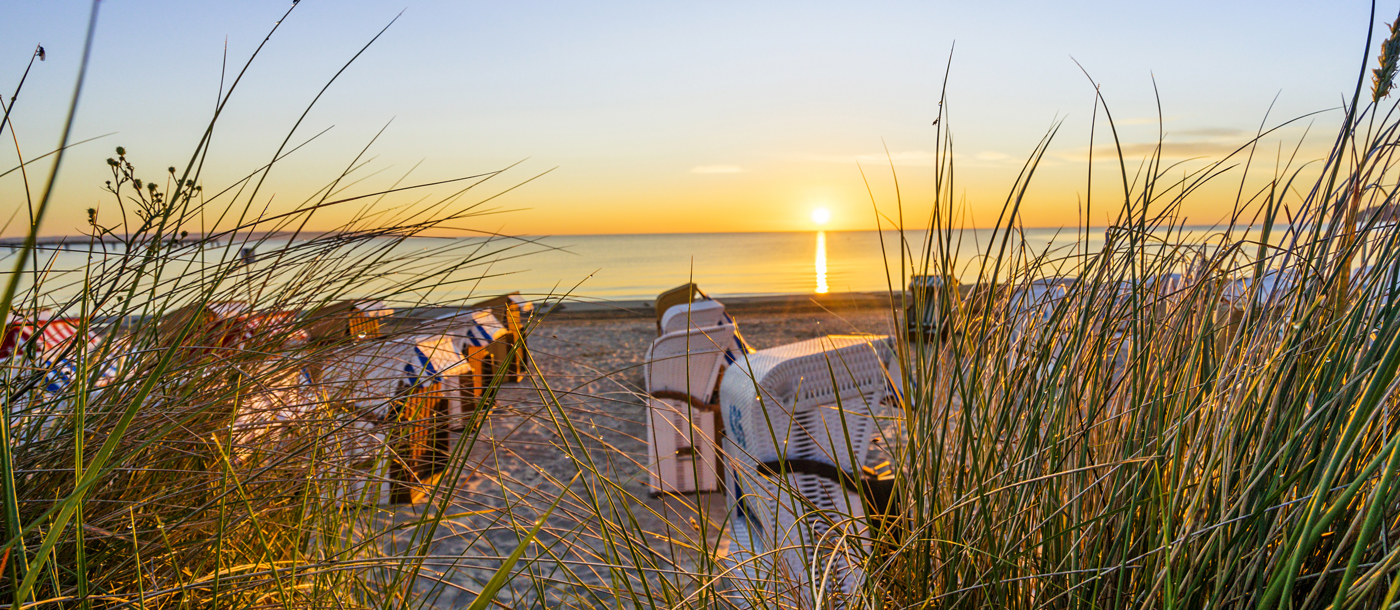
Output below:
[0,1,1384,237]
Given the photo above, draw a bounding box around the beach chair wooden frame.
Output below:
[717,334,896,607]
[435,309,516,422]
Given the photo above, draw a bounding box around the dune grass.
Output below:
[4,2,1400,610]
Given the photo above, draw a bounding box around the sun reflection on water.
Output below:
[815,230,828,294]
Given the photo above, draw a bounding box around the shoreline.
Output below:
[407,290,902,322]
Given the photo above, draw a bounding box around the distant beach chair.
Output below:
[434,308,517,421]
[643,323,735,495]
[231,310,307,350]
[154,301,252,355]
[904,274,956,342]
[1,316,119,442]
[717,334,898,607]
[467,293,531,383]
[303,300,394,344]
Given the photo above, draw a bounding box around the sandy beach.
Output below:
[409,293,900,606]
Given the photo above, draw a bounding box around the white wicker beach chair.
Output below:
[660,298,729,335]
[717,334,896,607]
[643,323,735,495]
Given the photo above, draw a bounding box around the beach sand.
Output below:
[410,294,899,607]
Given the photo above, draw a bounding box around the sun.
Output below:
[811,207,831,225]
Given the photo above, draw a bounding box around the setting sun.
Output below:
[811,207,831,225]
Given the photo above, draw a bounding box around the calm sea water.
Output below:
[4,226,1267,306]
[453,226,1244,301]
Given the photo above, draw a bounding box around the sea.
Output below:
[1,226,1271,307]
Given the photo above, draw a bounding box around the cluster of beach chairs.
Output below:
[1,293,534,504]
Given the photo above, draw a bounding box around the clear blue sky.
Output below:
[0,1,1383,235]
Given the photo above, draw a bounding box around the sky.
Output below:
[0,1,1386,237]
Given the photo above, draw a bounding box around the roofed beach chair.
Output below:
[436,308,516,422]
[1,316,118,441]
[466,292,531,383]
[904,274,956,342]
[154,300,253,356]
[303,300,394,345]
[314,333,465,503]
[717,334,898,608]
[643,322,736,495]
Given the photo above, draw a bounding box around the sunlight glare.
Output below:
[811,207,831,225]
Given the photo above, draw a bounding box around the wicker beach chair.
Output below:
[717,334,897,608]
[466,293,531,383]
[654,283,705,335]
[436,308,515,421]
[643,323,735,495]
[904,274,957,342]
[654,283,755,365]
[314,333,463,503]
[303,300,394,344]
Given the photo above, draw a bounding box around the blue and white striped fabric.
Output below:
[405,346,442,385]
[455,310,506,351]
[40,357,121,394]
[401,335,464,389]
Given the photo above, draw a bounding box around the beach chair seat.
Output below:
[716,436,790,606]
[717,334,897,607]
[643,323,735,494]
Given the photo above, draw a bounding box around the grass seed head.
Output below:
[1373,15,1400,102]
